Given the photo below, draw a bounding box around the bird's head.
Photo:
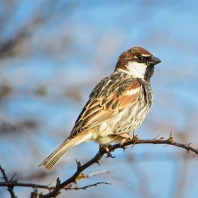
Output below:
[115,46,161,82]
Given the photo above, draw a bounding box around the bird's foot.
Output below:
[100,145,115,158]
[119,133,133,146]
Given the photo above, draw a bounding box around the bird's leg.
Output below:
[100,145,115,158]
[118,133,133,146]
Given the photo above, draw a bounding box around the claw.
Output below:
[120,144,128,151]
[106,152,115,158]
[100,145,115,158]
[118,133,133,146]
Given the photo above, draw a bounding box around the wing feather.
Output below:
[69,72,141,138]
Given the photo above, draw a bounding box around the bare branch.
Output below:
[40,136,198,197]
[64,182,111,191]
[0,181,110,191]
[1,136,197,197]
[0,165,17,198]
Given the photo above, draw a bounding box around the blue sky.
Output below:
[1,1,198,198]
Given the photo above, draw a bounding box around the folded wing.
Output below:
[69,73,141,138]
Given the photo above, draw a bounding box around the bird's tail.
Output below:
[39,136,82,170]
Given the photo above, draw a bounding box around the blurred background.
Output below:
[0,0,198,198]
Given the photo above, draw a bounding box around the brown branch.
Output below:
[0,181,110,191]
[64,182,111,191]
[0,165,17,198]
[40,135,198,198]
[1,136,198,197]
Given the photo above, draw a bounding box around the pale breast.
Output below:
[114,85,151,134]
[95,81,152,145]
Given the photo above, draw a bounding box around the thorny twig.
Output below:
[1,135,198,198]
[0,181,110,191]
[0,165,17,198]
[40,134,198,198]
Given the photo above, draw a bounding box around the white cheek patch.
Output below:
[125,61,147,79]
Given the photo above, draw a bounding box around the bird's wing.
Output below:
[69,72,141,138]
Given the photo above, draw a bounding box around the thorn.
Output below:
[167,131,174,143]
[56,177,61,188]
[95,161,100,166]
[47,178,54,187]
[10,172,16,181]
[154,134,160,140]
[75,159,81,169]
[121,145,127,151]
[170,130,173,138]
[186,143,193,153]
[133,132,135,138]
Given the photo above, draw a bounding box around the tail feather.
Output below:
[39,138,79,170]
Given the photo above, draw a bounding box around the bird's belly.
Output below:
[95,96,151,145]
[113,102,150,134]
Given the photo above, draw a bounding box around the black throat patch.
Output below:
[144,65,154,82]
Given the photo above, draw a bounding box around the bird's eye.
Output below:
[138,56,144,61]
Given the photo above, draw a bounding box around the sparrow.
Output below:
[39,46,161,170]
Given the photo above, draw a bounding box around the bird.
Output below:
[39,46,161,170]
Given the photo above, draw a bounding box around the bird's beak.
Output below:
[148,56,161,66]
